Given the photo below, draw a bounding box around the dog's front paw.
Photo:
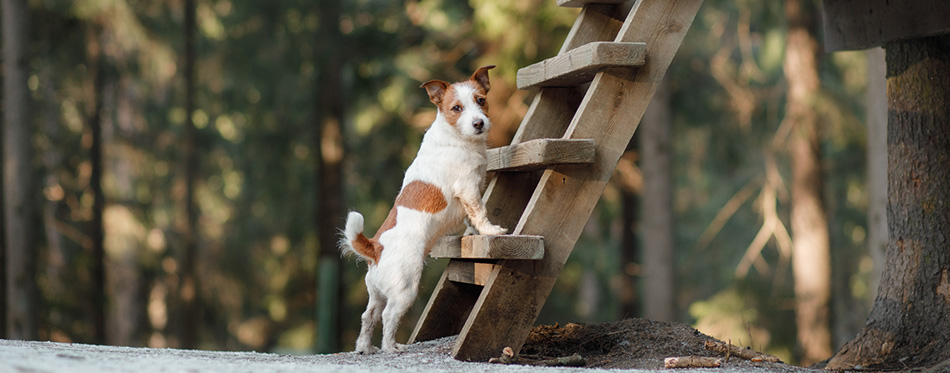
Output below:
[356,345,380,355]
[462,224,478,236]
[479,224,507,236]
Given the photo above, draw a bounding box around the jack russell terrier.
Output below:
[340,65,507,354]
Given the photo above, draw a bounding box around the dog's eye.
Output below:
[452,105,462,112]
[476,98,486,106]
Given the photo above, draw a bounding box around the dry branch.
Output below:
[704,340,782,363]
[489,347,585,367]
[538,353,585,367]
[664,356,722,368]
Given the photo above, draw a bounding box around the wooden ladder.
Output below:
[409,0,703,361]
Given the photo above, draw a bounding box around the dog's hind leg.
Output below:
[355,289,384,354]
[380,288,415,353]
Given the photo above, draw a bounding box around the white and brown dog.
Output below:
[340,65,506,354]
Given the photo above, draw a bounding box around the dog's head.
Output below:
[420,65,495,139]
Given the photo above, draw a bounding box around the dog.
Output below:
[340,65,507,354]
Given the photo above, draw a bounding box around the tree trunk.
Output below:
[619,189,639,318]
[2,0,39,341]
[86,23,108,345]
[640,79,674,322]
[614,146,642,319]
[865,47,887,304]
[827,35,950,371]
[180,0,200,349]
[106,71,143,347]
[314,0,345,353]
[784,0,833,365]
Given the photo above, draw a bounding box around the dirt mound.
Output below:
[519,318,805,371]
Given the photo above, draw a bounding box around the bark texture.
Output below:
[865,47,888,304]
[2,0,39,340]
[784,0,833,365]
[827,35,950,371]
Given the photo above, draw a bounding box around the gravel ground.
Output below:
[0,336,816,373]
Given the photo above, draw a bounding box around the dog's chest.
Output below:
[407,142,487,186]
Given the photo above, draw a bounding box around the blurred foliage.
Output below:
[10,0,874,364]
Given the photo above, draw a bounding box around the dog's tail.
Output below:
[339,211,381,265]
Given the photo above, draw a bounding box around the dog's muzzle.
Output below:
[473,119,485,134]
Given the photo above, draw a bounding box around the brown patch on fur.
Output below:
[467,81,490,114]
[375,181,446,236]
[396,180,447,213]
[438,85,463,127]
[356,181,446,264]
[352,232,384,264]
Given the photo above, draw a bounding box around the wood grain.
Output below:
[821,0,950,51]
[430,235,544,260]
[517,42,646,89]
[409,269,482,343]
[446,261,496,286]
[559,3,625,54]
[487,139,595,172]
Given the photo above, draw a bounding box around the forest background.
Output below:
[0,0,881,367]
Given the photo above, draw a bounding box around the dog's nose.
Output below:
[473,119,484,131]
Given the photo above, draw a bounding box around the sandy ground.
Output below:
[0,335,816,373]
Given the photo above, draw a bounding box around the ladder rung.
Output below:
[430,235,544,260]
[556,0,626,7]
[446,261,495,285]
[517,42,646,89]
[488,138,595,172]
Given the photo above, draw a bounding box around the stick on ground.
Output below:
[664,356,723,368]
[703,340,781,363]
[538,353,585,367]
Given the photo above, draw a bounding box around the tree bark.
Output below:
[784,0,833,365]
[865,47,887,305]
[2,0,39,341]
[827,35,950,371]
[314,0,345,353]
[180,0,200,349]
[640,78,674,322]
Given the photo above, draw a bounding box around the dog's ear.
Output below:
[470,65,495,94]
[420,80,450,105]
